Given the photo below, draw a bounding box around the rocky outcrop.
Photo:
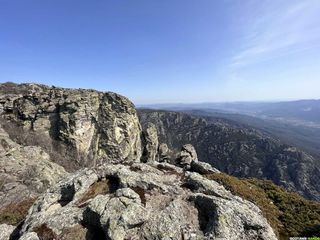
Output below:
[190,161,221,175]
[11,162,277,240]
[141,123,159,163]
[0,126,67,209]
[0,83,142,167]
[158,143,170,163]
[139,109,320,201]
[178,144,198,169]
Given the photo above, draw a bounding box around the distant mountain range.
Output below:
[139,109,320,201]
[140,99,320,127]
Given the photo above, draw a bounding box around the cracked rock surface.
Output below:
[13,162,277,240]
[0,83,142,166]
[0,126,67,208]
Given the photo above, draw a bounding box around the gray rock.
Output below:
[190,193,276,240]
[158,143,170,163]
[0,224,15,240]
[0,83,142,167]
[18,162,277,240]
[142,123,159,163]
[85,188,148,240]
[178,144,198,169]
[0,126,67,208]
[190,160,220,175]
[19,232,39,240]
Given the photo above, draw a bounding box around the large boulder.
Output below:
[158,143,170,163]
[178,144,198,169]
[0,83,142,166]
[16,162,277,240]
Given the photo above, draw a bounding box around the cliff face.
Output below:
[0,83,142,167]
[138,109,320,201]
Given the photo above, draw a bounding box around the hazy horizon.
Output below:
[1,0,320,104]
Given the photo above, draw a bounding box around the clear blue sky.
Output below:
[1,0,320,104]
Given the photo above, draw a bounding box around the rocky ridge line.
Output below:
[3,160,277,240]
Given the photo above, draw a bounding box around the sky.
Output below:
[0,0,320,104]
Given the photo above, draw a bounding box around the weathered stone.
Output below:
[158,143,170,162]
[19,232,39,240]
[0,126,67,208]
[18,162,277,240]
[190,160,220,175]
[178,144,198,169]
[142,123,159,163]
[85,188,148,240]
[0,224,15,240]
[0,83,142,166]
[191,193,276,240]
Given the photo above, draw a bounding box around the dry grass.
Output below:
[59,224,88,240]
[131,186,147,206]
[0,198,36,225]
[34,224,58,240]
[207,173,320,239]
[77,180,110,207]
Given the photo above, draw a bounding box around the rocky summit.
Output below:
[9,162,276,240]
[0,83,319,240]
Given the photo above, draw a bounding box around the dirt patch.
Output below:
[0,198,36,225]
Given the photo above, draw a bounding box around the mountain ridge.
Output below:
[0,83,319,239]
[138,109,320,201]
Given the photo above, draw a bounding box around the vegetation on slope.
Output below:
[207,173,320,239]
[0,198,36,225]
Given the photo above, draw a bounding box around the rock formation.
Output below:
[178,144,198,169]
[158,143,170,163]
[0,126,67,209]
[9,162,277,240]
[0,83,142,167]
[141,123,159,163]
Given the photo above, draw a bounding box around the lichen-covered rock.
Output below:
[0,83,142,166]
[0,224,15,240]
[178,144,198,169]
[0,126,67,208]
[142,123,159,163]
[158,143,170,163]
[18,162,277,240]
[190,160,220,175]
[19,232,39,240]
